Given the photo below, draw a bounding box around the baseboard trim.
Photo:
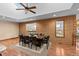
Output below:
[0,36,19,41]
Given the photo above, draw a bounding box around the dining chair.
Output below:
[30,37,36,49]
[43,36,50,49]
[23,36,30,47]
[19,35,24,46]
[32,37,43,50]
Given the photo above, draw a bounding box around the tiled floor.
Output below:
[0,38,79,56]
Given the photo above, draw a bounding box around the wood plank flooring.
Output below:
[0,38,79,56]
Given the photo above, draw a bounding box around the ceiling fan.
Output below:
[16,3,36,14]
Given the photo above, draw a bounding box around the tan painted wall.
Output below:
[19,15,76,45]
[0,20,19,40]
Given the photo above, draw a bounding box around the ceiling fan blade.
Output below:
[16,9,25,10]
[28,9,36,14]
[28,6,36,9]
[20,3,26,8]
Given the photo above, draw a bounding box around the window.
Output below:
[76,21,79,36]
[26,23,36,35]
[56,21,64,37]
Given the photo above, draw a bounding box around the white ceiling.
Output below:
[0,3,73,22]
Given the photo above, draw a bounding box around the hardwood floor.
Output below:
[48,44,76,56]
[0,38,19,47]
[0,38,29,56]
[0,38,79,56]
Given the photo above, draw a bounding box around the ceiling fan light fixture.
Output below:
[16,3,36,14]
